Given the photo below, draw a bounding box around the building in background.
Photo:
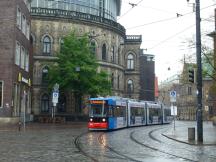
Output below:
[30,0,155,121]
[159,62,213,120]
[0,0,32,123]
[207,8,216,117]
[139,54,155,101]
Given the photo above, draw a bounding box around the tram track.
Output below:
[98,132,142,162]
[148,127,216,160]
[74,131,100,162]
[130,128,216,162]
[74,131,131,161]
[130,130,197,162]
[75,126,216,162]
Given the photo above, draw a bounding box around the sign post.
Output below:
[52,83,59,121]
[170,90,177,130]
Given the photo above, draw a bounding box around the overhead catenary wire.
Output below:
[125,3,216,30]
[149,24,195,50]
[117,0,144,20]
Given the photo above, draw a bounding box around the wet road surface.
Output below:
[0,121,215,162]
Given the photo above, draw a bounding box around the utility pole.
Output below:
[195,0,203,142]
[187,0,203,142]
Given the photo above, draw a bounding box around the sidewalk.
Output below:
[163,121,216,145]
[0,122,88,132]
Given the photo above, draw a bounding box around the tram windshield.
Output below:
[89,104,108,117]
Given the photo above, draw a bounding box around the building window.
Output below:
[42,66,49,84]
[118,47,120,64]
[15,42,21,65]
[43,36,51,55]
[0,81,3,108]
[21,47,25,69]
[111,46,115,63]
[127,79,134,94]
[22,14,26,34]
[90,41,96,55]
[25,52,29,72]
[26,22,30,40]
[102,44,106,61]
[58,94,66,112]
[41,94,49,113]
[127,54,134,69]
[16,7,21,29]
[188,86,192,95]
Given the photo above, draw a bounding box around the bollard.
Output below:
[18,121,22,132]
[188,127,195,141]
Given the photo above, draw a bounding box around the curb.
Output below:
[162,133,216,146]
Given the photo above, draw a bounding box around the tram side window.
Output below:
[149,109,159,116]
[108,106,114,117]
[165,109,171,116]
[113,106,126,117]
[131,107,145,116]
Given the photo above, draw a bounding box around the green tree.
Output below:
[181,38,214,80]
[48,32,111,111]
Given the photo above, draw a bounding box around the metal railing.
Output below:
[31,7,125,36]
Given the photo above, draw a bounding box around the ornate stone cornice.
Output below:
[31,7,126,37]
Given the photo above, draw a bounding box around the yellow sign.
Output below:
[90,100,105,104]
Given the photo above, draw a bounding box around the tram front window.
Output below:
[89,104,107,117]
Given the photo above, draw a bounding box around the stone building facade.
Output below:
[30,0,155,120]
[159,63,213,121]
[0,0,32,123]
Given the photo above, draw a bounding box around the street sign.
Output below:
[171,105,177,116]
[52,92,59,104]
[170,90,176,102]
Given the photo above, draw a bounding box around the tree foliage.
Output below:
[48,31,111,97]
[181,38,214,80]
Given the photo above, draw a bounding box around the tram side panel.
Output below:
[107,101,127,130]
[162,106,172,124]
[146,102,162,125]
[128,101,146,127]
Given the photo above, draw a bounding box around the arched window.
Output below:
[102,44,106,61]
[118,47,121,64]
[59,38,64,52]
[43,36,51,55]
[41,94,49,113]
[42,66,49,84]
[111,46,115,63]
[90,41,96,55]
[58,94,66,113]
[127,79,134,94]
[127,54,134,69]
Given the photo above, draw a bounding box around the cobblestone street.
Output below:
[0,123,89,162]
[0,121,215,162]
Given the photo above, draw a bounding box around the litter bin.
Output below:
[188,127,195,141]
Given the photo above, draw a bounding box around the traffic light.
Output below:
[188,69,194,83]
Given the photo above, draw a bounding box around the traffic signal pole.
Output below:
[195,0,203,142]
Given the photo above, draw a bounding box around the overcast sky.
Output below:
[117,0,216,83]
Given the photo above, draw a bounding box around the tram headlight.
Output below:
[102,118,106,122]
[90,118,93,122]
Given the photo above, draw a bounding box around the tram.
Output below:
[88,97,172,130]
